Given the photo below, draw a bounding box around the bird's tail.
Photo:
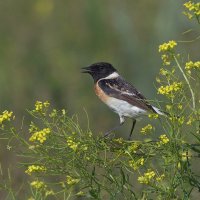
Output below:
[152,106,169,117]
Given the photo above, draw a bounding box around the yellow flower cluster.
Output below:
[159,40,177,53]
[34,101,50,114]
[140,124,153,134]
[161,54,171,66]
[25,165,46,175]
[138,170,156,184]
[159,134,170,144]
[159,68,176,80]
[185,61,200,70]
[169,116,185,125]
[29,128,51,143]
[183,1,200,19]
[29,122,38,133]
[31,180,47,189]
[157,82,182,96]
[30,180,54,196]
[148,113,159,119]
[49,109,58,118]
[0,110,13,125]
[66,136,80,151]
[66,175,80,185]
[159,68,169,76]
[129,157,144,170]
[127,142,139,153]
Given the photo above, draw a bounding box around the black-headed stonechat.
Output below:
[82,62,165,139]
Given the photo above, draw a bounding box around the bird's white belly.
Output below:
[105,97,148,118]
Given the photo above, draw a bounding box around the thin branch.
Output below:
[173,55,195,110]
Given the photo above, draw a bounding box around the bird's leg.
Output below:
[104,116,125,137]
[128,119,136,140]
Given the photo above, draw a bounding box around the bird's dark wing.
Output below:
[98,77,156,113]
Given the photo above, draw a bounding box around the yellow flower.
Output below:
[127,142,139,153]
[183,11,193,19]
[35,101,43,111]
[29,128,51,143]
[140,158,144,165]
[185,61,200,70]
[161,54,171,66]
[129,157,144,170]
[34,100,50,114]
[148,113,159,119]
[62,109,66,115]
[159,40,177,53]
[183,1,200,19]
[25,165,46,175]
[29,122,38,133]
[49,109,57,118]
[0,110,13,125]
[159,134,169,144]
[43,101,50,108]
[140,124,153,134]
[159,68,169,76]
[184,1,195,11]
[157,82,182,97]
[169,116,185,125]
[31,180,47,189]
[66,175,80,185]
[66,136,80,151]
[178,116,185,125]
[138,170,156,184]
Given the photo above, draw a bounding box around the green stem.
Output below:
[173,55,195,110]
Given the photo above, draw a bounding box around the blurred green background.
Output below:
[0,0,199,197]
[0,0,199,134]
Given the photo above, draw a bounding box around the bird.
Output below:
[82,62,166,139]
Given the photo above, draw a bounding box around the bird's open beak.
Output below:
[81,66,92,73]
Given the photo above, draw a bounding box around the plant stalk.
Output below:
[173,55,195,110]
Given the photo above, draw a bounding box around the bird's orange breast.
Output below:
[94,83,109,103]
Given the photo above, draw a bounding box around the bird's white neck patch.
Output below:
[104,72,119,79]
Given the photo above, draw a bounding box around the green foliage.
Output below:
[0,55,200,199]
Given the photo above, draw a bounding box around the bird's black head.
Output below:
[82,62,118,82]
